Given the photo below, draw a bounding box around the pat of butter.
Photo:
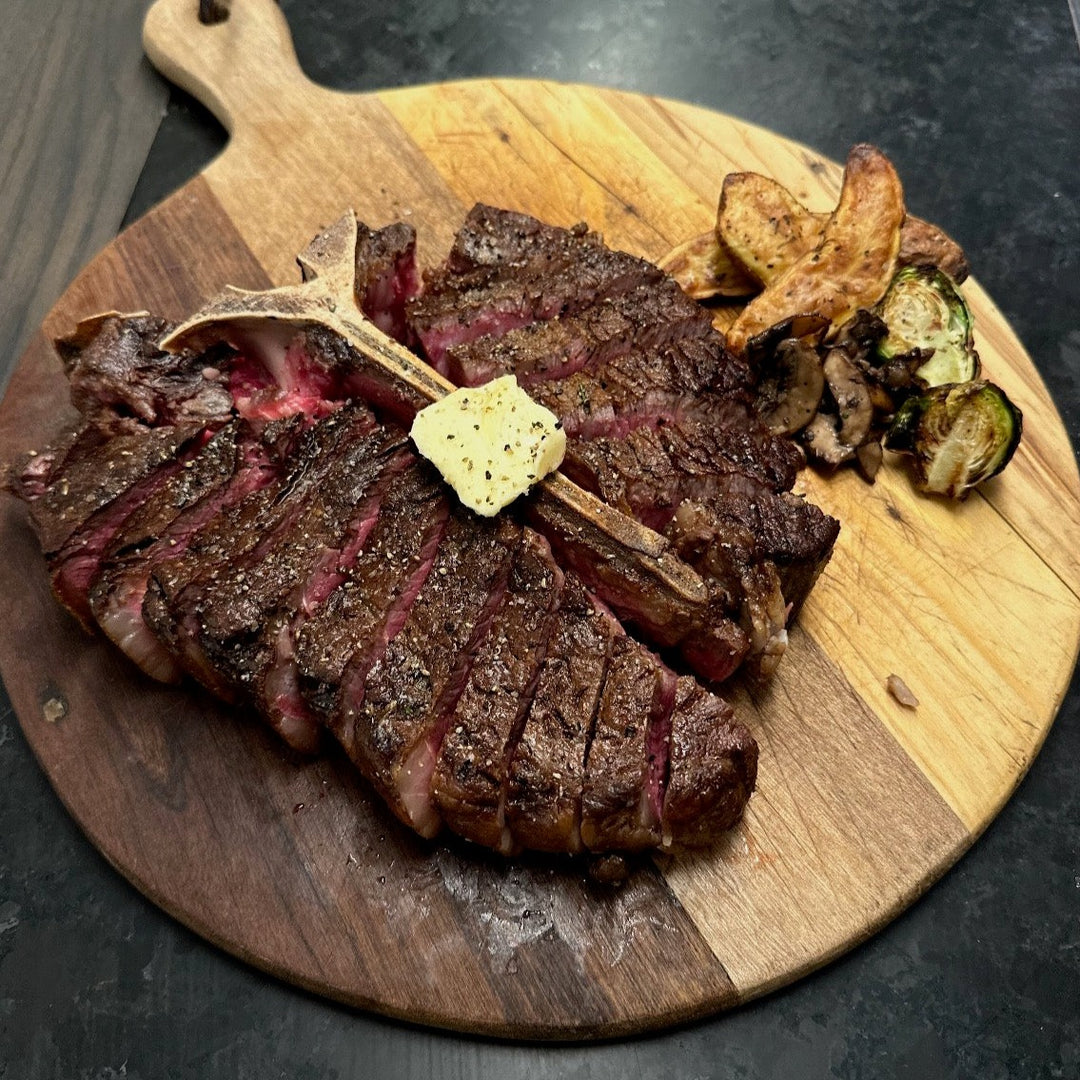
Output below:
[410,376,566,516]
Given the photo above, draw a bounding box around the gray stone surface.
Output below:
[2,1,1079,1077]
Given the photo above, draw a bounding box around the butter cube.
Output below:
[410,376,566,516]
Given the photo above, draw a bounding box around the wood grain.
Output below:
[0,0,1077,1039]
[0,0,166,385]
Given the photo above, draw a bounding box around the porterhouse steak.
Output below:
[7,209,840,856]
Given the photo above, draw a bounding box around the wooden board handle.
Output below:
[143,0,317,133]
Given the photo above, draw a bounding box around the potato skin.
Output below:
[725,144,905,356]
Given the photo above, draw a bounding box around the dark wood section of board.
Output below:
[0,0,166,387]
[0,179,736,1038]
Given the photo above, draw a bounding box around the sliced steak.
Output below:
[408,205,666,371]
[8,204,782,857]
[661,677,758,847]
[529,369,754,445]
[141,410,352,699]
[444,203,599,273]
[666,477,840,620]
[504,575,618,854]
[88,421,274,683]
[241,440,415,750]
[23,424,209,629]
[526,486,750,684]
[432,528,564,853]
[56,313,233,432]
[193,424,403,683]
[443,279,714,389]
[580,635,678,852]
[293,459,450,718]
[562,414,802,532]
[333,511,520,838]
[350,221,421,345]
[187,423,409,752]
[709,484,841,619]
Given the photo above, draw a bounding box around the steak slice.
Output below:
[661,677,758,847]
[504,575,618,854]
[432,528,564,853]
[293,459,450,718]
[580,635,678,852]
[56,313,233,432]
[333,511,520,838]
[443,279,714,389]
[88,421,274,683]
[6,425,109,503]
[408,205,666,371]
[349,221,421,345]
[21,424,209,630]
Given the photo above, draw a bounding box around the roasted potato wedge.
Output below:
[657,230,757,299]
[726,144,905,355]
[718,169,967,289]
[718,173,828,287]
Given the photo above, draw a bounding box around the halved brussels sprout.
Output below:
[884,381,1022,497]
[876,265,980,387]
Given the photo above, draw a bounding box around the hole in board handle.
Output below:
[198,0,230,25]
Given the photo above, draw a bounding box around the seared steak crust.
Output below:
[444,280,715,389]
[503,576,617,854]
[56,313,233,431]
[7,208,781,857]
[432,528,564,852]
[293,460,449,717]
[662,677,758,846]
[408,205,667,371]
[335,511,520,838]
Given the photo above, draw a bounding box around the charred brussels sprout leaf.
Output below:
[876,265,980,387]
[884,381,1022,497]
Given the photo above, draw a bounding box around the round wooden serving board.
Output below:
[1,0,1078,1040]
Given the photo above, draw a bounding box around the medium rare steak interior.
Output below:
[5,208,841,856]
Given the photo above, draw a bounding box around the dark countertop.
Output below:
[2,2,1079,1076]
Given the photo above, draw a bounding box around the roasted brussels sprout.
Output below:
[884,381,1022,497]
[876,266,980,387]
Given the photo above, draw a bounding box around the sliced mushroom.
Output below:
[855,438,884,481]
[802,410,856,467]
[823,348,873,447]
[756,337,826,435]
[744,313,830,366]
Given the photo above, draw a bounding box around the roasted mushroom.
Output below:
[755,337,825,435]
[802,411,856,467]
[822,348,873,448]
